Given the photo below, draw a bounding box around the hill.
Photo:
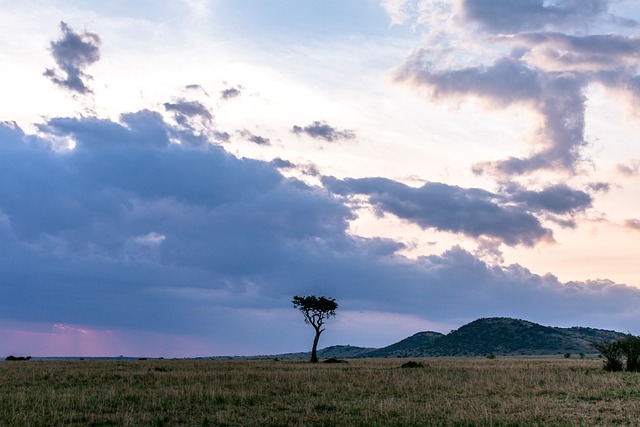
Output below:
[266,317,625,359]
[365,331,445,358]
[415,317,623,357]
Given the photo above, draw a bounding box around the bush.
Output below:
[401,361,424,368]
[591,338,625,372]
[5,356,31,361]
[592,335,640,372]
[323,358,347,364]
[620,335,640,372]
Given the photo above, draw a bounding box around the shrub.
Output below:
[619,335,640,372]
[5,356,31,361]
[591,339,624,372]
[401,361,424,368]
[323,358,347,364]
[592,335,640,372]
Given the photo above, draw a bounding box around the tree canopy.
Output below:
[292,295,338,363]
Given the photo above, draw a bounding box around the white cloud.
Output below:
[133,232,166,246]
[380,0,414,25]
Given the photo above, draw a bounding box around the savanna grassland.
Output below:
[1,358,640,426]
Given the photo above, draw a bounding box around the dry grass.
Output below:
[1,357,640,426]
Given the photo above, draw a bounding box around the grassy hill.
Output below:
[366,331,445,358]
[409,317,623,357]
[267,317,625,359]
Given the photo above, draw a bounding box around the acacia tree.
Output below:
[591,335,640,372]
[591,338,624,372]
[292,295,338,363]
[620,335,640,372]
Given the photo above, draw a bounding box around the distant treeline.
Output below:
[5,356,32,361]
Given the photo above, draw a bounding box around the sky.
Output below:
[1,0,640,358]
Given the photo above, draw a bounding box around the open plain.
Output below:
[2,358,640,426]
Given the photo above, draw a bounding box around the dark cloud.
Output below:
[460,0,610,33]
[40,110,171,149]
[397,54,541,104]
[409,247,640,331]
[292,121,356,142]
[323,176,553,247]
[162,99,230,145]
[505,184,592,215]
[397,54,587,175]
[185,84,206,92]
[395,2,640,178]
[514,32,640,57]
[211,130,231,143]
[0,114,356,330]
[250,135,270,145]
[398,33,640,177]
[239,129,270,146]
[164,100,213,122]
[183,84,211,97]
[504,32,640,70]
[221,87,241,100]
[44,22,101,94]
[588,182,610,193]
[1,112,640,355]
[268,157,322,176]
[270,157,295,169]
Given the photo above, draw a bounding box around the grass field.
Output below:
[2,357,640,426]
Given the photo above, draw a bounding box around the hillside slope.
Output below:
[366,331,445,358]
[372,317,625,357]
[260,317,625,360]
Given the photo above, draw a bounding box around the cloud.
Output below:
[0,114,365,334]
[221,87,242,100]
[164,100,213,122]
[588,182,610,192]
[397,53,588,175]
[270,158,296,169]
[617,160,640,176]
[410,246,640,332]
[394,2,640,177]
[459,0,610,33]
[43,22,101,94]
[269,157,321,176]
[504,183,592,215]
[323,176,553,247]
[380,0,416,26]
[239,129,270,146]
[2,111,640,355]
[162,99,230,145]
[624,219,640,232]
[133,232,166,246]
[498,183,593,229]
[292,121,356,142]
[503,32,640,72]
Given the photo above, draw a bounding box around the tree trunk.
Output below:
[310,328,322,363]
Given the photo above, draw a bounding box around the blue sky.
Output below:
[1,0,640,357]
